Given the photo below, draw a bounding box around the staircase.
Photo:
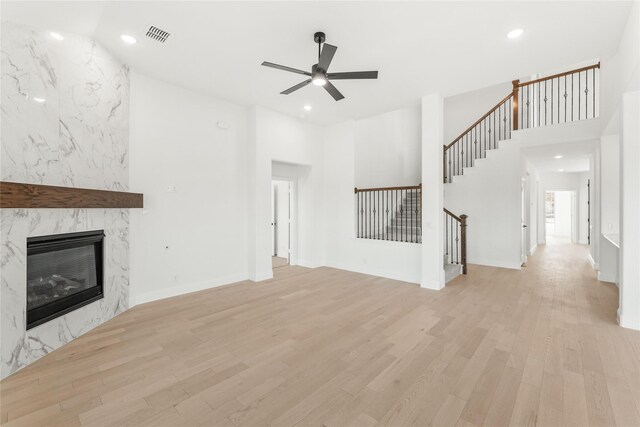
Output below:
[386,190,421,243]
[444,62,600,183]
[443,62,600,271]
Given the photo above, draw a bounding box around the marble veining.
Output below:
[1,21,130,379]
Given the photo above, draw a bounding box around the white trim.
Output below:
[619,309,640,331]
[421,277,444,290]
[528,244,537,256]
[597,271,617,284]
[588,253,599,270]
[467,257,522,270]
[324,261,421,285]
[249,271,273,282]
[131,273,249,306]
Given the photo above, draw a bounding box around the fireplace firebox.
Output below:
[26,230,104,329]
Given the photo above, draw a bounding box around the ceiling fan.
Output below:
[261,32,378,101]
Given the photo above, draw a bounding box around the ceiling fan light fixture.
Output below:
[312,74,327,86]
[507,28,524,39]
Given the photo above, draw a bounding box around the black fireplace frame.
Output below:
[26,230,105,330]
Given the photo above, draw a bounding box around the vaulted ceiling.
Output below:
[2,1,632,124]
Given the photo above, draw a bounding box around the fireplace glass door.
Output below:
[26,230,104,329]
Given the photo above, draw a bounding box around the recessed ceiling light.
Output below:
[120,34,137,44]
[555,155,563,159]
[507,28,524,39]
[32,97,46,103]
[558,169,565,172]
[303,105,312,111]
[50,32,64,41]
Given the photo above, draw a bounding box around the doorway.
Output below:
[545,190,577,244]
[271,180,291,269]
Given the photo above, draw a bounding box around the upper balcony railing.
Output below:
[354,184,422,243]
[513,62,600,130]
[444,62,600,183]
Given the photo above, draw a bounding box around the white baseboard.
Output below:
[324,261,421,285]
[295,259,317,269]
[619,309,640,331]
[467,257,522,270]
[131,273,249,306]
[249,270,273,282]
[597,271,617,284]
[528,244,537,256]
[421,276,445,290]
[588,253,599,270]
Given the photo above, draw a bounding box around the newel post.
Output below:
[512,80,520,131]
[460,214,468,274]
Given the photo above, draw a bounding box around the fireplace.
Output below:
[26,230,104,329]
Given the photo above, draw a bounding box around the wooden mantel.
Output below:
[0,181,143,209]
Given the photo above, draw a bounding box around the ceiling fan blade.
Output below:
[327,71,378,80]
[323,81,345,101]
[317,44,337,72]
[262,61,311,76]
[281,79,311,95]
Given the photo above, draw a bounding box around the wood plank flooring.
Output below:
[1,242,639,426]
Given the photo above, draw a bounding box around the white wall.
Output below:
[322,121,422,284]
[248,107,324,281]
[355,105,421,188]
[444,141,523,270]
[444,81,512,145]
[129,72,250,304]
[619,90,640,330]
[600,135,620,234]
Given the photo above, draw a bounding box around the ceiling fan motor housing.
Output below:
[313,32,326,44]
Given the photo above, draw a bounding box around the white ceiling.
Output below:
[2,1,632,125]
[523,139,597,173]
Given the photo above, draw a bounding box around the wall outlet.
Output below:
[166,186,176,193]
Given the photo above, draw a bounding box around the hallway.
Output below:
[1,244,639,426]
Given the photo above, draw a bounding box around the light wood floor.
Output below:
[272,257,289,269]
[2,242,639,426]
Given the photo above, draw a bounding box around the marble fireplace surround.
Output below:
[1,22,131,379]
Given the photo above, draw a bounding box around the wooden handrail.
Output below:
[445,92,514,150]
[443,207,461,222]
[354,184,421,193]
[518,62,600,87]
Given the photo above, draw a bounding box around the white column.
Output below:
[619,90,640,330]
[421,94,445,290]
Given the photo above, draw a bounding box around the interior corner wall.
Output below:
[248,107,324,279]
[444,142,523,270]
[619,90,640,330]
[354,105,421,188]
[322,121,422,284]
[600,135,620,235]
[129,72,250,305]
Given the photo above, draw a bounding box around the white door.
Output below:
[271,184,277,256]
[521,178,527,264]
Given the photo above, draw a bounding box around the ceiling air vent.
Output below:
[146,25,170,43]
